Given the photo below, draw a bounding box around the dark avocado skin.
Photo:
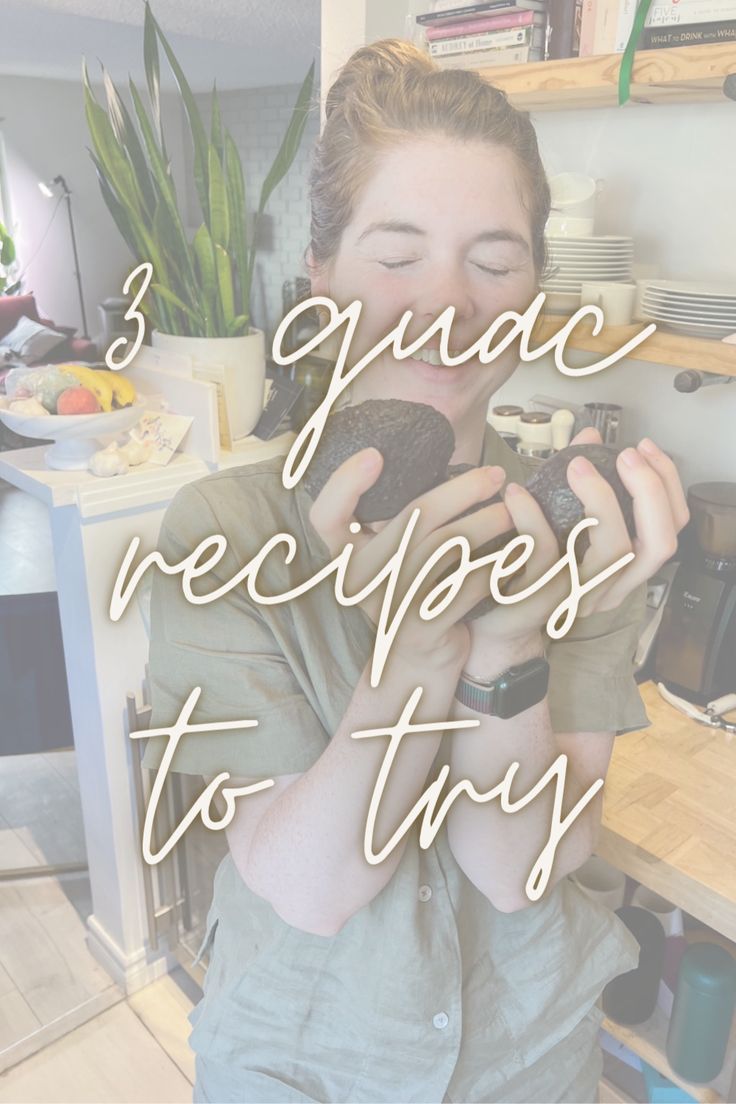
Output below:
[461,443,636,620]
[303,401,635,621]
[302,399,455,523]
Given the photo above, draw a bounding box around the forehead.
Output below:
[347,135,529,236]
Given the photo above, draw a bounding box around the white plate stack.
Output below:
[636,280,736,340]
[541,235,635,313]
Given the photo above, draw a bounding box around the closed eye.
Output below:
[379,259,416,269]
[473,263,510,277]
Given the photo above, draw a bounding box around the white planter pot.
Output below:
[152,328,265,441]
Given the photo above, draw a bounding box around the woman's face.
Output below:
[311,135,539,457]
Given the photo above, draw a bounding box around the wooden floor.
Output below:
[0,970,195,1103]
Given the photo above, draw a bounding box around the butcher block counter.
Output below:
[597,680,736,1104]
[599,680,736,944]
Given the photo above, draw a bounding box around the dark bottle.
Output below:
[666,942,736,1084]
[602,906,665,1025]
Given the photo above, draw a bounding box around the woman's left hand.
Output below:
[470,427,690,648]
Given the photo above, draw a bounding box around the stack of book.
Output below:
[577,0,736,57]
[415,1,549,70]
[641,0,736,49]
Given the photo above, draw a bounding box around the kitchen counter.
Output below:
[599,681,736,1103]
[600,680,736,943]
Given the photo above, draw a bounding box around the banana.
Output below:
[59,364,137,410]
[108,372,137,408]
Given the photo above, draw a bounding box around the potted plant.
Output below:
[83,2,314,438]
[0,221,21,295]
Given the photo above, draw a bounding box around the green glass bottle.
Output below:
[666,942,736,1084]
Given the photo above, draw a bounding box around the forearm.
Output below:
[446,633,601,912]
[245,640,467,934]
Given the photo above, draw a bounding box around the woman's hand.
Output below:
[308,449,516,671]
[469,427,690,652]
[566,427,689,614]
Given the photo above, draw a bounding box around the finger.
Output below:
[564,454,633,614]
[396,464,507,543]
[570,426,603,447]
[565,454,633,575]
[500,483,561,594]
[308,447,383,555]
[595,446,679,610]
[636,438,690,532]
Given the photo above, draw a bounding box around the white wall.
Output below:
[0,74,186,345]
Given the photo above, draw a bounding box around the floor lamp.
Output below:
[38,174,89,339]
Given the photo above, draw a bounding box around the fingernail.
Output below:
[361,448,381,470]
[486,465,505,483]
[619,448,641,468]
[570,456,592,477]
[639,438,658,455]
[505,482,522,496]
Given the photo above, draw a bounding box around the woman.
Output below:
[142,40,688,1103]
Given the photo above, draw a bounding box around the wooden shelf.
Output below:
[533,314,736,377]
[602,1004,736,1104]
[470,42,736,111]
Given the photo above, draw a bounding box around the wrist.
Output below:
[465,628,544,681]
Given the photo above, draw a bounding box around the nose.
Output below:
[413,258,476,327]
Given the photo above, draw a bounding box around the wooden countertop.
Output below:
[599,681,736,942]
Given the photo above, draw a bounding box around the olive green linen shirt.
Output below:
[141,428,646,1103]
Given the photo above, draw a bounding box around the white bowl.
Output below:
[0,402,145,470]
[546,216,595,237]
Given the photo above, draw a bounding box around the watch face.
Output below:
[494,659,550,719]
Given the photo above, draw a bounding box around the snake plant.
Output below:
[83,2,315,338]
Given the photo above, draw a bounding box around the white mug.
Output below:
[570,855,626,912]
[580,282,637,326]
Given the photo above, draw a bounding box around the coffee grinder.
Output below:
[654,483,736,706]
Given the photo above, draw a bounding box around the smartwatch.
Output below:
[454,657,550,719]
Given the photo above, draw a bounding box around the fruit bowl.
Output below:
[0,402,146,470]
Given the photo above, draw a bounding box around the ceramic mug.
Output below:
[580,282,637,326]
[570,855,626,912]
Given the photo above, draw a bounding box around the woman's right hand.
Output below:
[307,448,514,670]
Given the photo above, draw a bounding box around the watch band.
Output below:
[455,657,550,718]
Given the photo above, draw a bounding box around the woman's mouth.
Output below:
[408,348,463,366]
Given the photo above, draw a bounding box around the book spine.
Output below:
[435,42,542,67]
[645,1,736,28]
[424,9,535,39]
[578,0,598,56]
[572,0,585,53]
[593,0,622,54]
[428,23,544,55]
[642,19,736,44]
[417,1,546,26]
[614,0,638,52]
[547,0,578,58]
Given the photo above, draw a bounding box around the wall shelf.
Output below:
[470,42,736,111]
[533,314,736,377]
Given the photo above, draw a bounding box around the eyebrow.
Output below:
[356,219,529,252]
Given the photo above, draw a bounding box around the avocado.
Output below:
[525,443,636,552]
[302,399,636,622]
[302,399,455,523]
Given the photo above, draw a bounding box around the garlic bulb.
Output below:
[88,442,129,478]
[118,437,153,466]
[8,397,49,417]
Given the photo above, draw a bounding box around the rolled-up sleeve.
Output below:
[140,483,329,778]
[544,583,651,735]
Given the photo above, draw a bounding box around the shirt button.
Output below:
[433,1011,449,1030]
[418,884,432,902]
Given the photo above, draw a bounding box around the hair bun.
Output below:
[325,39,433,120]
